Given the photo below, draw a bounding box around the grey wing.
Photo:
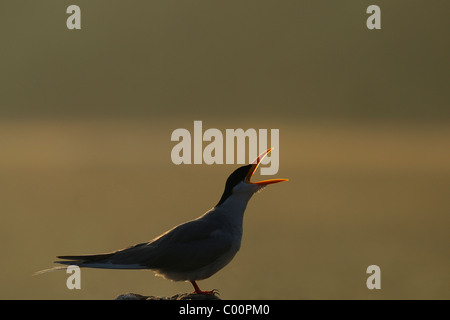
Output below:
[107,219,234,272]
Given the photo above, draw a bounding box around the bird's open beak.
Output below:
[245,148,289,185]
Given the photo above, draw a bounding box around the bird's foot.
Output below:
[190,281,220,295]
[193,288,219,296]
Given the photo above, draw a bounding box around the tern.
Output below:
[40,148,288,294]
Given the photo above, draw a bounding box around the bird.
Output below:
[38,148,288,295]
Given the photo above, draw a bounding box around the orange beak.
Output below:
[245,148,289,185]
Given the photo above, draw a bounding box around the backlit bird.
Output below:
[42,148,288,294]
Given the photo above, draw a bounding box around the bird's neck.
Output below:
[215,191,254,223]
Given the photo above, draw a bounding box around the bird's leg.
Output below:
[190,280,218,295]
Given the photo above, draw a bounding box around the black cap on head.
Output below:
[216,164,252,206]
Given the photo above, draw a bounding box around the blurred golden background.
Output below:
[0,1,449,299]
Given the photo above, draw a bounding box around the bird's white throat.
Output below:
[215,181,262,219]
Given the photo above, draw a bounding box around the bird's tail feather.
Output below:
[54,252,145,270]
[36,249,149,274]
[56,253,115,263]
[54,252,125,268]
[34,253,117,275]
[33,266,68,276]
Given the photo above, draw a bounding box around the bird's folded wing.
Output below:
[103,219,234,271]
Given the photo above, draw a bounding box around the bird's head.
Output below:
[216,148,288,206]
